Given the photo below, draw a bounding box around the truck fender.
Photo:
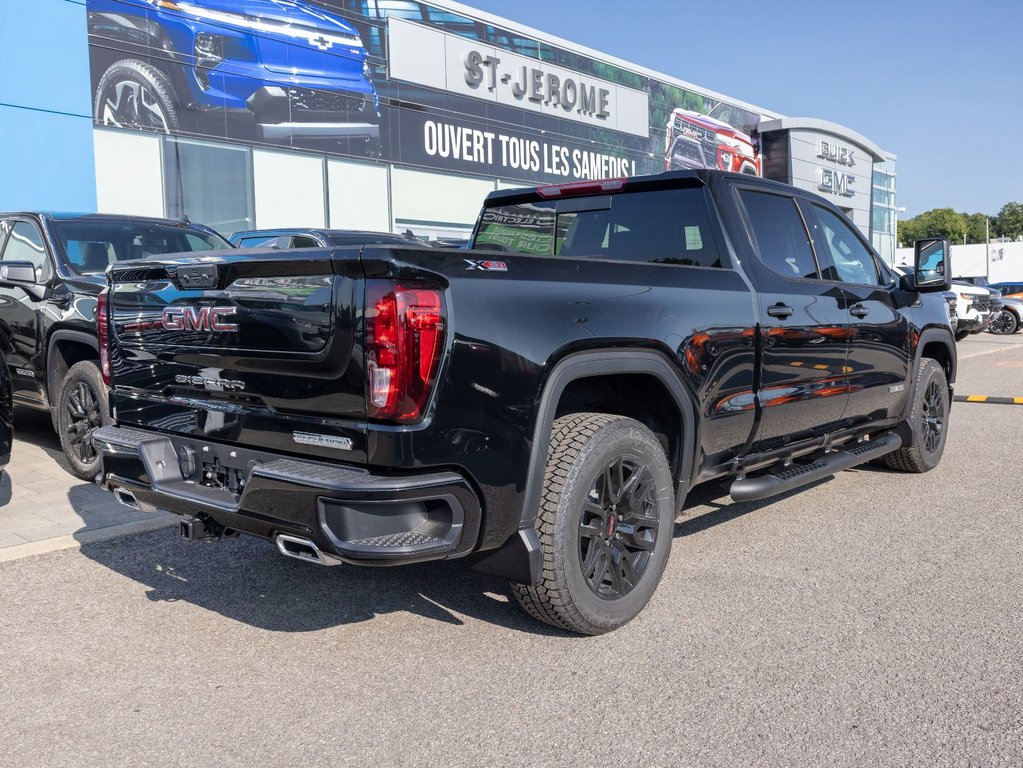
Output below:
[898,326,956,445]
[521,349,697,526]
[46,330,98,405]
[469,349,698,585]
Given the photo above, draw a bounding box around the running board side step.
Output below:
[729,433,902,503]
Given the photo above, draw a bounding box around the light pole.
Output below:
[893,206,906,264]
[986,217,990,278]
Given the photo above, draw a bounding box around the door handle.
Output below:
[849,304,870,318]
[766,303,794,319]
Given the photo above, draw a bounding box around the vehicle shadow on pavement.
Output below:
[75,527,577,637]
[69,474,837,636]
[674,478,834,537]
[12,407,76,475]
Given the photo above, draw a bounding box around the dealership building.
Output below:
[3,0,897,262]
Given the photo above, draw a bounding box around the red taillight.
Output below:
[536,177,627,198]
[365,282,446,422]
[97,291,111,386]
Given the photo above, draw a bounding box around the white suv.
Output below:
[951,281,994,341]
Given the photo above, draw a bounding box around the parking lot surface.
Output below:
[1,335,1021,767]
[0,409,175,561]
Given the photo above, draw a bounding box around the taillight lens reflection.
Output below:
[97,291,111,386]
[365,282,446,422]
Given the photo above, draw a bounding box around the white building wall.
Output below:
[327,160,390,231]
[93,130,164,217]
[253,150,326,229]
[895,241,1023,282]
[390,167,495,236]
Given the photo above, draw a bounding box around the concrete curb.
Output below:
[0,514,177,564]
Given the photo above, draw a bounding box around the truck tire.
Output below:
[94,59,180,133]
[512,413,675,635]
[883,359,949,473]
[57,361,111,481]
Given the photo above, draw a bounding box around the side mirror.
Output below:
[0,260,38,285]
[910,238,951,292]
[0,260,47,300]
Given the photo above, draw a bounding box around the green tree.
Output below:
[964,213,993,244]
[995,201,1023,240]
[897,216,922,247]
[897,208,967,246]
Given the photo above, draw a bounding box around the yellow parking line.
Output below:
[966,395,987,402]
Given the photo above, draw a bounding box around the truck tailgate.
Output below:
[107,248,367,460]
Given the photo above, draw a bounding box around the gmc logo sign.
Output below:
[162,306,238,332]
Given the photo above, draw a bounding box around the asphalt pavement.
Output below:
[1,334,1021,767]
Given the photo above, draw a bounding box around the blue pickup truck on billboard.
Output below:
[86,0,765,182]
[87,0,380,152]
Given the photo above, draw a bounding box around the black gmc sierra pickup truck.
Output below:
[94,171,956,634]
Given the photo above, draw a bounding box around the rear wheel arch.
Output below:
[47,332,98,409]
[521,349,698,528]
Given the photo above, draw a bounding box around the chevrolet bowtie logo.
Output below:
[310,35,333,51]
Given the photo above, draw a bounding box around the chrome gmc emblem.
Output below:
[162,306,238,332]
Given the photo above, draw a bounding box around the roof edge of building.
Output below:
[434,0,783,121]
[758,117,887,162]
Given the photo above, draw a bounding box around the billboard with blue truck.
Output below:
[86,0,767,183]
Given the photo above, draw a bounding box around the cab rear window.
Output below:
[473,187,723,268]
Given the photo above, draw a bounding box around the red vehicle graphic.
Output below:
[665,108,760,175]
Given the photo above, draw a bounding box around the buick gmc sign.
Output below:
[388,17,649,138]
[816,138,858,198]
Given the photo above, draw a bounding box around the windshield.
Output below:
[53,220,231,274]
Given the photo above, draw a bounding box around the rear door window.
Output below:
[608,188,721,267]
[809,205,882,286]
[739,190,819,280]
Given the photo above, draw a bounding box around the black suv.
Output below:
[0,213,231,479]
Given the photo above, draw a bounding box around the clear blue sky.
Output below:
[465,0,1022,218]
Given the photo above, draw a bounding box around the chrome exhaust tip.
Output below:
[113,488,139,510]
[275,534,342,566]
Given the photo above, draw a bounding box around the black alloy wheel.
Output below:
[988,309,1018,335]
[64,381,102,466]
[578,455,659,600]
[921,378,946,455]
[883,358,949,473]
[57,361,112,481]
[511,413,675,635]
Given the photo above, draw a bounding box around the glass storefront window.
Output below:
[164,138,253,238]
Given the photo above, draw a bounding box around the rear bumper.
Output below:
[93,425,481,565]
